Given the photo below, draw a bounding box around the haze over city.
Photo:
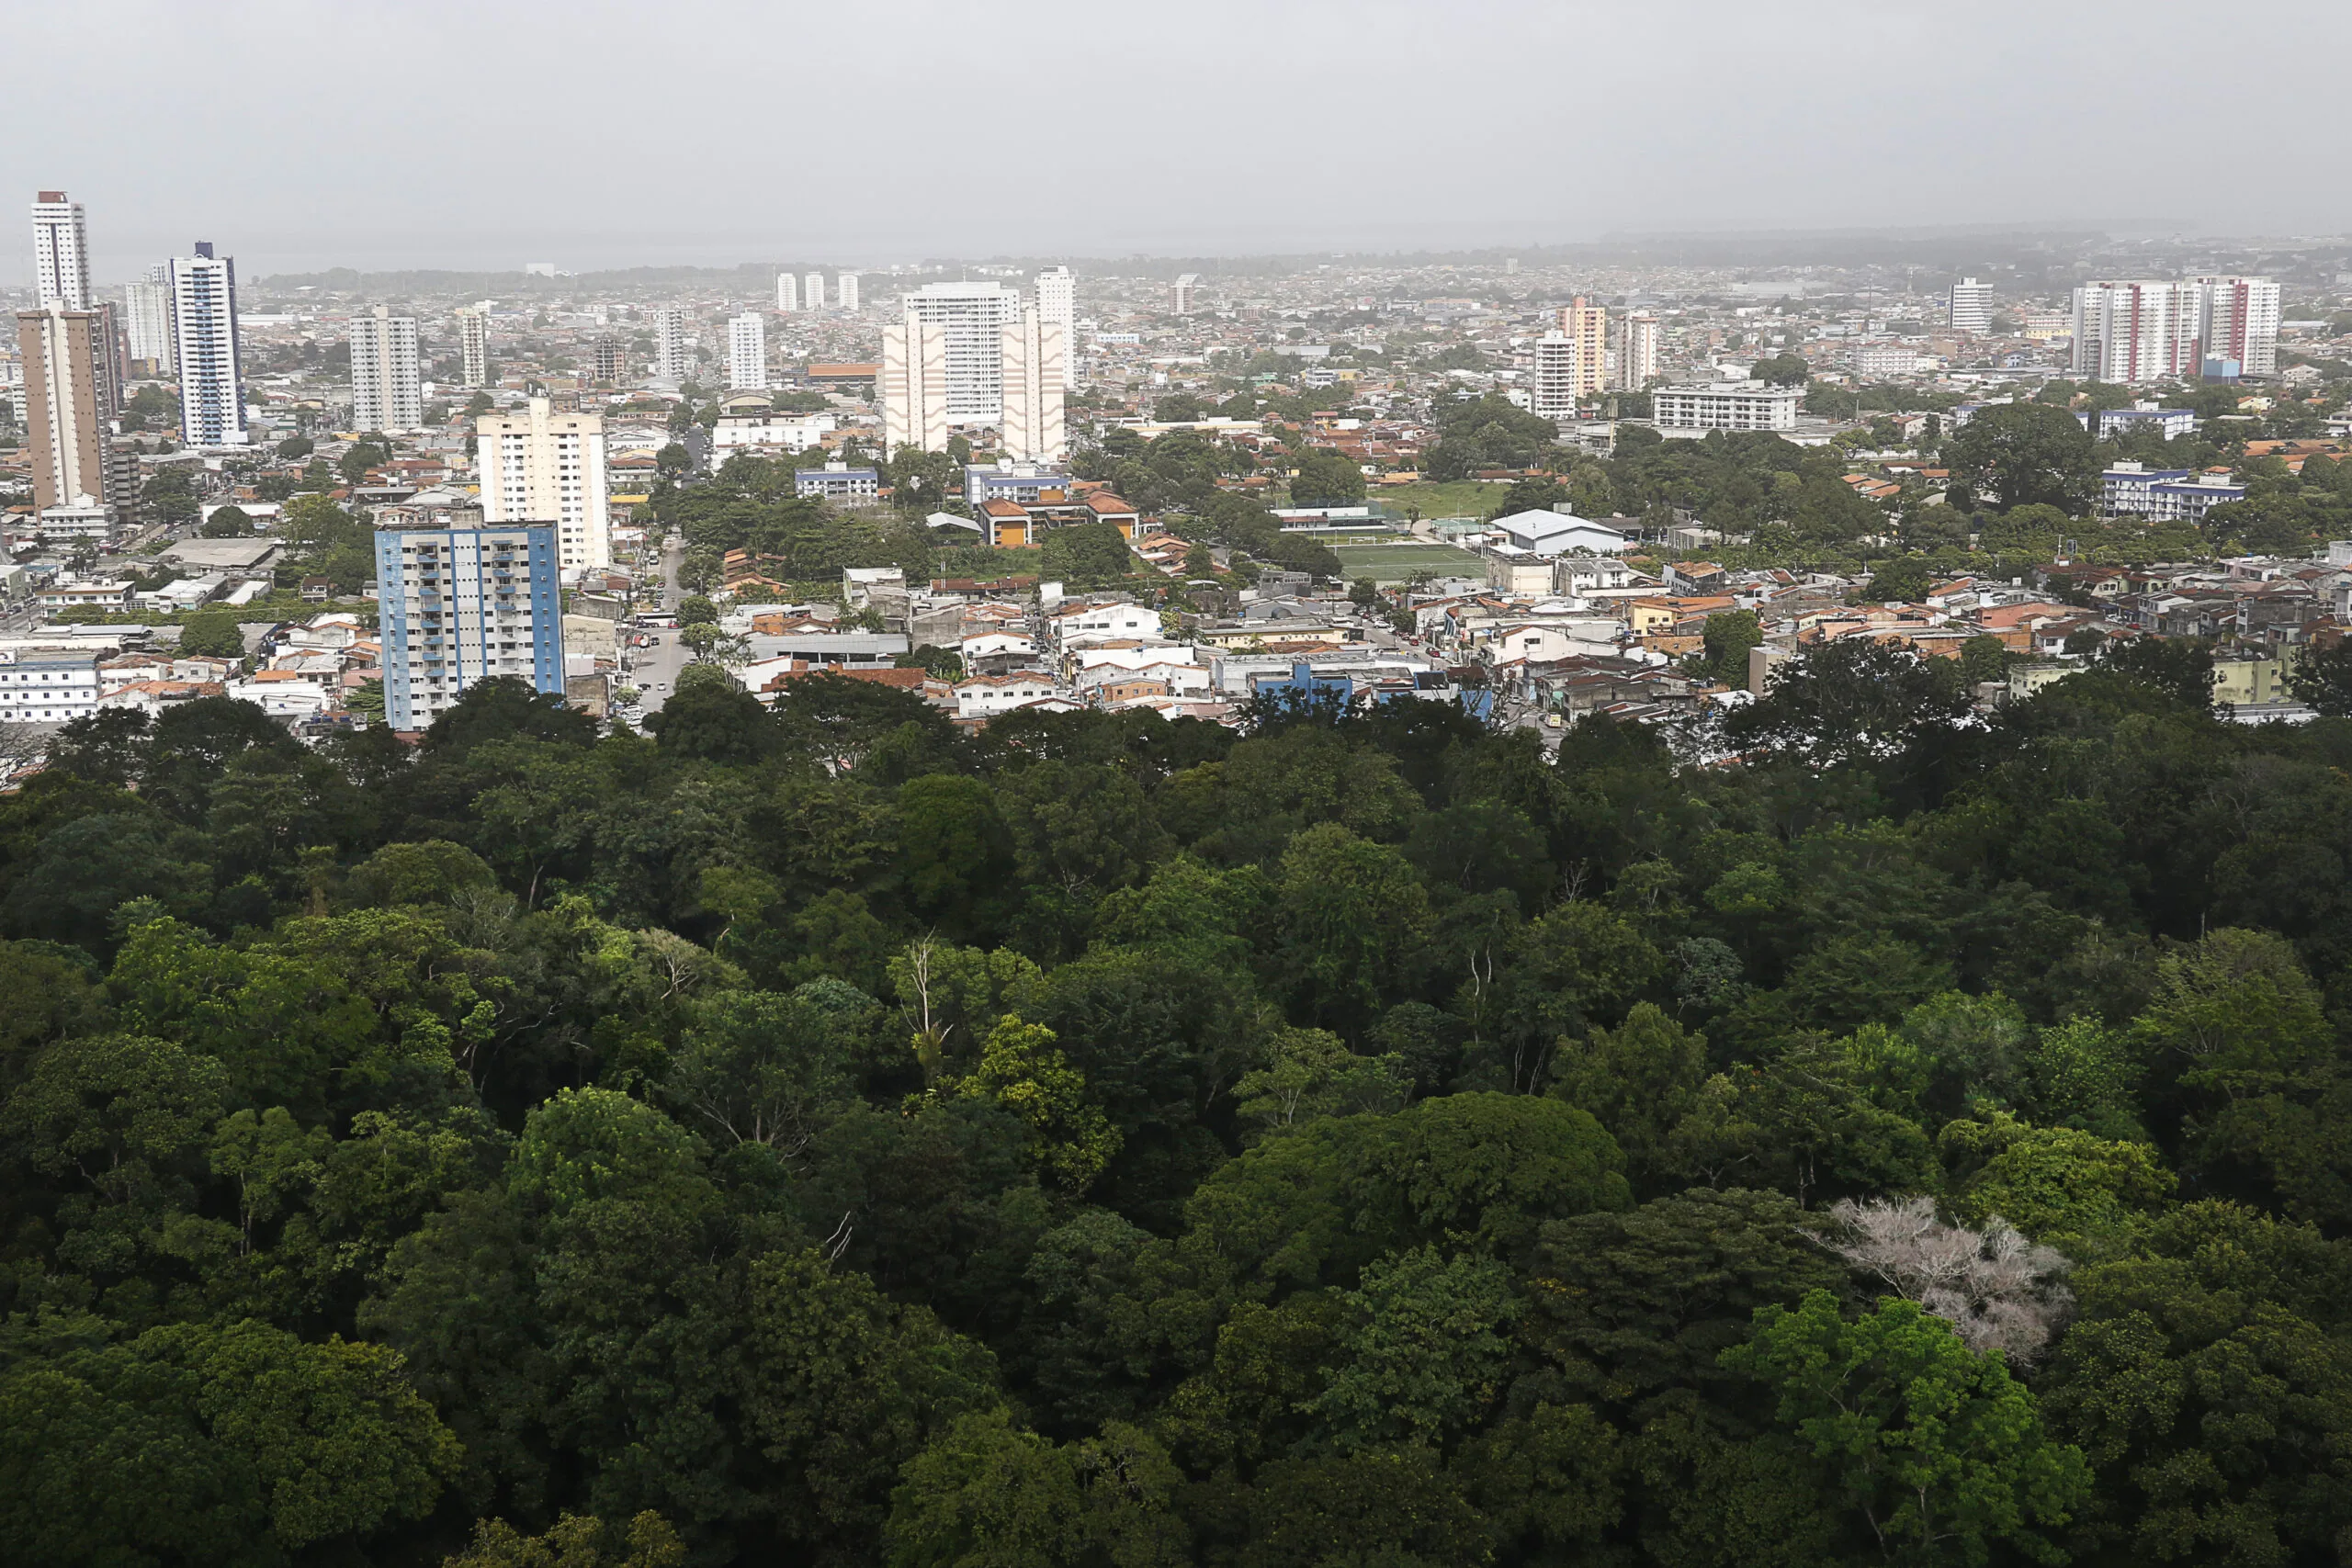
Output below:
[6,0,2351,279]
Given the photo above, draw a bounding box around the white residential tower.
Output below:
[349,305,424,431]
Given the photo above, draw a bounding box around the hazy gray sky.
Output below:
[7,0,2349,283]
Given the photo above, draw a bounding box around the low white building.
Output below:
[710,414,837,454]
[954,672,1063,719]
[1049,601,1161,643]
[39,581,137,614]
[1489,511,1630,556]
[1651,381,1804,433]
[0,649,102,723]
[1073,659,1214,696]
[961,631,1037,662]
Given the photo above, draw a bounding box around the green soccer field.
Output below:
[1329,542,1487,584]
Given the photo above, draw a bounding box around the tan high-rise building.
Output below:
[476,396,609,571]
[1616,312,1661,389]
[999,308,1067,463]
[1560,297,1607,397]
[881,321,949,455]
[17,304,118,516]
[458,303,492,388]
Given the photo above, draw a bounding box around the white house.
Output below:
[1475,621,1623,662]
[960,631,1037,662]
[1050,601,1160,643]
[954,672,1062,719]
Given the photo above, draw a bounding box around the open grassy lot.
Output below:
[1373,480,1510,521]
[1329,541,1487,584]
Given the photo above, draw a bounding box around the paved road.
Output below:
[629,629,691,716]
[625,536,693,717]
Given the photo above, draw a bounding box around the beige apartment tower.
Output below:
[1616,311,1661,389]
[476,396,610,571]
[458,303,492,388]
[1560,297,1608,397]
[17,304,118,514]
[881,321,949,455]
[999,308,1068,463]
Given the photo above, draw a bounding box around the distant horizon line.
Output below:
[11,220,2348,294]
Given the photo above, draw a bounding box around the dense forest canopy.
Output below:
[8,649,2352,1566]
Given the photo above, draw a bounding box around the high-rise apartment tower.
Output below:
[375,520,562,731]
[168,242,248,446]
[349,305,424,432]
[17,304,124,518]
[775,272,799,311]
[804,272,825,311]
[2193,276,2282,376]
[1035,266,1077,389]
[899,281,1022,423]
[1558,297,1607,397]
[881,321,949,455]
[31,191,89,309]
[459,302,492,388]
[653,308,688,380]
[476,396,610,571]
[836,273,860,311]
[2072,280,2204,384]
[1615,312,1661,389]
[999,308,1068,463]
[1528,332,1582,420]
[125,265,175,372]
[728,312,768,390]
[1949,277,1996,334]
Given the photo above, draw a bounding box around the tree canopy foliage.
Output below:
[6,651,2352,1564]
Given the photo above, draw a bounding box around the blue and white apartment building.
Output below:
[374,519,563,731]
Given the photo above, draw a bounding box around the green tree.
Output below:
[1290,449,1367,507]
[1724,1290,2090,1564]
[1945,402,2099,513]
[200,503,254,537]
[2042,1201,2352,1567]
[959,1014,1121,1194]
[2286,636,2352,716]
[1550,1002,1709,1194]
[1306,1246,1522,1449]
[1726,637,1970,766]
[1272,823,1432,1028]
[445,1512,686,1568]
[1959,635,2008,685]
[175,611,250,660]
[0,1319,461,1563]
[1232,1026,1410,1133]
[1752,351,1813,387]
[1697,608,1763,685]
